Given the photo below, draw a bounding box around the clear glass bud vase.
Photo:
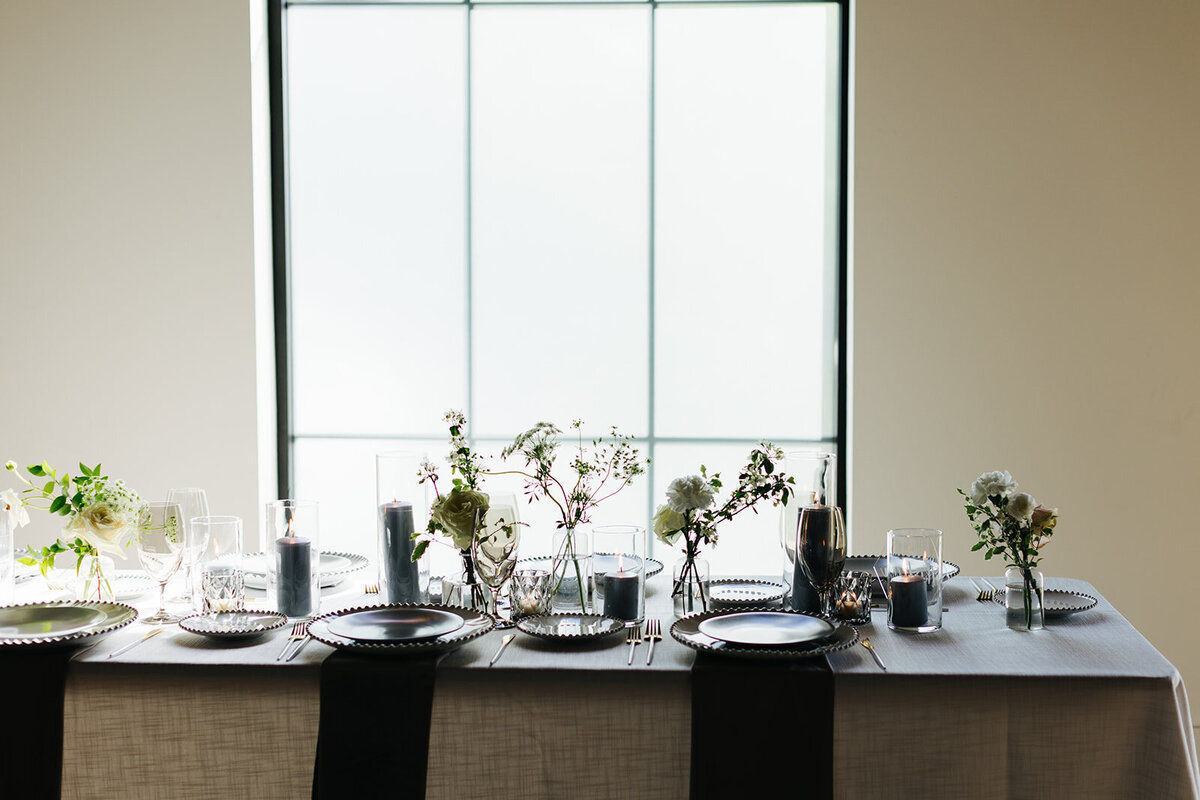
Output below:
[672,556,710,618]
[551,528,590,613]
[75,555,116,603]
[1005,565,1045,631]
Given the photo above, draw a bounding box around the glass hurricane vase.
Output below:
[1005,565,1045,631]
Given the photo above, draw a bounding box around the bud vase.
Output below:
[551,528,590,613]
[75,555,116,603]
[1005,565,1044,631]
[672,556,710,618]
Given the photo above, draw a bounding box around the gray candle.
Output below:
[601,565,641,621]
[379,501,420,603]
[275,535,313,617]
[889,574,928,628]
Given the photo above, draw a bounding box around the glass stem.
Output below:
[159,581,168,616]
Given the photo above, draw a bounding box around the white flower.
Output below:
[666,475,714,514]
[66,502,135,557]
[970,470,1017,505]
[653,504,686,546]
[1,489,30,529]
[1006,492,1035,521]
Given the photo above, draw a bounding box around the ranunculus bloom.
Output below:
[66,502,134,557]
[969,470,1017,505]
[1031,504,1058,531]
[431,488,490,550]
[1006,492,1035,521]
[666,475,715,514]
[653,504,686,546]
[1,489,30,529]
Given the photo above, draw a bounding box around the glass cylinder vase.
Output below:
[781,452,837,610]
[75,554,116,603]
[1005,566,1045,631]
[376,451,429,603]
[266,500,319,618]
[0,514,12,606]
[672,556,711,618]
[550,528,590,613]
[886,528,942,633]
[591,525,646,625]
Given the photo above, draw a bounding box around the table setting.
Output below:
[1,440,1198,800]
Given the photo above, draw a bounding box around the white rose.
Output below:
[666,475,715,514]
[969,470,1017,505]
[66,502,134,557]
[653,504,686,546]
[1006,492,1035,521]
[1,489,30,529]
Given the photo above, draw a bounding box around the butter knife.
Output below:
[489,633,516,667]
[107,628,164,659]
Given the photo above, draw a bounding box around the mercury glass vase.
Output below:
[1005,565,1045,631]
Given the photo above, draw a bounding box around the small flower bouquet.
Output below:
[959,470,1059,630]
[655,444,793,615]
[6,460,145,600]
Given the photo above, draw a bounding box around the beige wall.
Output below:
[852,0,1200,717]
[0,1,265,557]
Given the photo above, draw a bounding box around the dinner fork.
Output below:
[626,623,643,666]
[970,578,995,602]
[276,621,308,662]
[365,582,379,595]
[644,619,662,666]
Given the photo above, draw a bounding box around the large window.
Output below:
[273,0,847,577]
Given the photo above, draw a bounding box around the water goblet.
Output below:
[472,521,521,628]
[137,502,187,624]
[796,504,847,618]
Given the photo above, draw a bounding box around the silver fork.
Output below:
[365,582,379,595]
[983,578,1001,602]
[276,621,308,662]
[644,619,662,666]
[970,578,995,602]
[626,623,643,666]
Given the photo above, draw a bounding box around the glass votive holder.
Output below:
[591,525,646,626]
[265,500,319,618]
[886,528,942,633]
[832,572,872,625]
[509,569,553,619]
[192,516,245,613]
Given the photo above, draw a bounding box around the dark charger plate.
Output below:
[308,603,494,655]
[671,608,858,660]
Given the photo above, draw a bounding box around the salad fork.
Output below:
[626,623,643,666]
[644,619,662,665]
[276,621,308,661]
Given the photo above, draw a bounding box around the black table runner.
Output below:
[0,648,74,800]
[690,654,834,800]
[312,650,438,799]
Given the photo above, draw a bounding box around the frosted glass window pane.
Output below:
[288,7,467,437]
[471,7,650,438]
[654,5,835,441]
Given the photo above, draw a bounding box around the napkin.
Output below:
[312,650,438,799]
[0,648,73,800]
[690,655,834,799]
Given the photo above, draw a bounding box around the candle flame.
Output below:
[617,554,625,574]
[287,517,296,536]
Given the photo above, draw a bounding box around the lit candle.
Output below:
[601,556,641,622]
[835,590,860,621]
[275,517,313,617]
[889,573,928,628]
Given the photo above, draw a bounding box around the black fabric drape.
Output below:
[0,649,74,800]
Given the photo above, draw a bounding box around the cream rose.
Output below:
[969,470,1017,505]
[653,504,686,546]
[431,488,490,550]
[66,502,134,557]
[1006,492,1035,521]
[666,475,715,514]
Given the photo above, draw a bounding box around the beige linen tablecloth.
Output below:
[56,577,1200,799]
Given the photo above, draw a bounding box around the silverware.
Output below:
[970,578,996,602]
[860,637,887,671]
[107,628,164,659]
[284,627,313,662]
[365,582,379,595]
[644,619,662,666]
[626,623,643,666]
[276,621,308,661]
[488,633,516,667]
[983,578,1001,600]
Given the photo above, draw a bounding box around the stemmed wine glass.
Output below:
[166,488,209,602]
[472,519,521,628]
[137,502,187,624]
[796,504,847,618]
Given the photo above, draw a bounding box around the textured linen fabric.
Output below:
[52,575,1200,799]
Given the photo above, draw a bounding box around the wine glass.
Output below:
[796,504,847,618]
[166,488,209,602]
[137,502,187,624]
[472,518,521,628]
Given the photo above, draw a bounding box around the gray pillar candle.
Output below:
[379,501,420,603]
[275,535,313,617]
[889,574,928,628]
[601,567,641,621]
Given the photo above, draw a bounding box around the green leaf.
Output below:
[411,540,430,561]
[16,557,36,566]
[27,464,46,477]
[49,495,67,513]
[983,551,993,560]
[79,462,92,476]
[970,541,985,551]
[43,481,55,495]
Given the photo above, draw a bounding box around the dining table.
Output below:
[5,568,1198,799]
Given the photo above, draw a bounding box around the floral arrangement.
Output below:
[5,460,145,597]
[958,469,1059,628]
[413,412,520,608]
[499,420,647,607]
[654,443,793,612]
